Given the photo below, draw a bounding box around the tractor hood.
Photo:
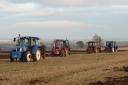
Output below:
[14,44,27,52]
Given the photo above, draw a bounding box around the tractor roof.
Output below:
[106,41,116,43]
[19,36,40,40]
[55,39,68,41]
[87,41,96,43]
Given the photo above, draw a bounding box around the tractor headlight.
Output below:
[19,48,23,52]
[15,48,23,52]
[16,48,18,51]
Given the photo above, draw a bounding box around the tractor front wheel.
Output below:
[20,57,24,62]
[33,49,41,61]
[24,51,31,62]
[10,57,14,62]
[60,50,66,57]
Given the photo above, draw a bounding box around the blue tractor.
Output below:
[10,35,44,62]
[104,41,118,52]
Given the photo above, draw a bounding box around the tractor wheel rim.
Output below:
[27,53,31,62]
[36,50,41,61]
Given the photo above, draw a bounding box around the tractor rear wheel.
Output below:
[65,50,69,56]
[60,50,66,57]
[10,53,14,62]
[33,49,41,61]
[20,57,24,62]
[24,51,31,62]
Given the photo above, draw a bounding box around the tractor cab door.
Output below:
[31,38,40,54]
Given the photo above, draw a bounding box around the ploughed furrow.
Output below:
[28,55,128,84]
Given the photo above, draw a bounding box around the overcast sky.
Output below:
[0,0,128,40]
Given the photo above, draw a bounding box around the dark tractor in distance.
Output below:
[51,39,70,56]
[86,41,97,53]
[104,41,118,52]
[10,35,45,62]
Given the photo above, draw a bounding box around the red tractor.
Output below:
[51,39,70,56]
[86,41,97,53]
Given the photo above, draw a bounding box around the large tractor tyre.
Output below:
[104,48,108,53]
[65,50,70,56]
[24,51,31,62]
[87,48,91,54]
[10,57,14,62]
[33,49,41,61]
[68,49,71,55]
[10,53,14,62]
[60,50,66,57]
[115,48,118,52]
[20,57,24,62]
[94,48,97,53]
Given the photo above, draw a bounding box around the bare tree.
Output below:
[92,34,103,53]
[92,34,103,44]
[76,41,85,48]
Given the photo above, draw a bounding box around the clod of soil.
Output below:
[89,66,128,85]
[0,78,9,81]
[113,66,128,72]
[89,76,128,85]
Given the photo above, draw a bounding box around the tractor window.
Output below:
[31,38,35,46]
[35,39,39,46]
[30,38,39,46]
[88,42,95,47]
[106,42,109,46]
[55,41,64,48]
[21,38,29,45]
[16,38,28,46]
[15,37,39,46]
[64,40,70,48]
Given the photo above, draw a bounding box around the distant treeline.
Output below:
[0,41,128,51]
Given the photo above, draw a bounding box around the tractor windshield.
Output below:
[16,37,39,46]
[88,42,96,47]
[64,40,70,48]
[55,41,64,48]
[106,42,116,47]
[16,38,29,46]
[52,40,70,49]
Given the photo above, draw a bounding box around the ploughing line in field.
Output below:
[0,49,127,59]
[89,66,128,85]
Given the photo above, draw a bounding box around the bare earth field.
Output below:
[0,51,128,85]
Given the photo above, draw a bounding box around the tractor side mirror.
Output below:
[13,38,16,42]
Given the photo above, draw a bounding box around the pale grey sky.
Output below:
[0,0,128,40]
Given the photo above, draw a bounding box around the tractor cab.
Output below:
[10,36,43,62]
[86,41,96,53]
[14,36,40,48]
[51,39,70,56]
[104,41,118,52]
